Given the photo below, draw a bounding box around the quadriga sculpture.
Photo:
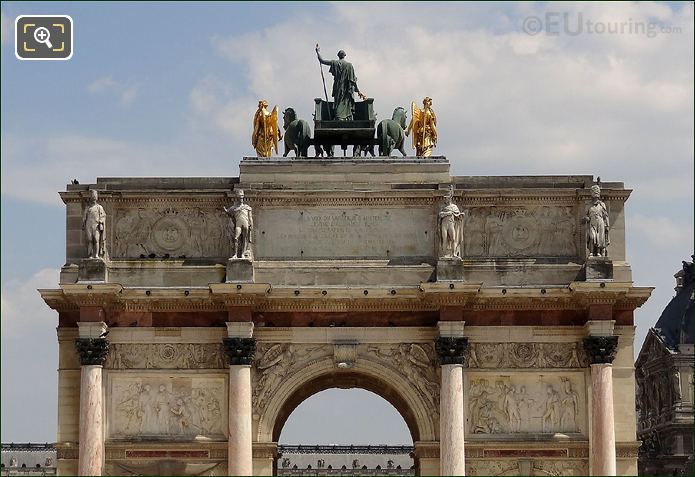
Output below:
[377,107,408,157]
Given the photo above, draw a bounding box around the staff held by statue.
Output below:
[316,43,330,107]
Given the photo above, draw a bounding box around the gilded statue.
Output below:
[439,186,464,259]
[406,97,437,156]
[584,184,610,257]
[252,100,282,157]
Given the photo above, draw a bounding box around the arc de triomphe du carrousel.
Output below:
[40,47,651,476]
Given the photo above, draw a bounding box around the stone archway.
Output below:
[250,339,441,474]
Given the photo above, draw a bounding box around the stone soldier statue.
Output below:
[223,190,253,259]
[439,187,464,258]
[316,45,367,120]
[82,189,106,259]
[584,184,610,257]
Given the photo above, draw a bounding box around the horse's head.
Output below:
[283,108,297,128]
[392,107,407,129]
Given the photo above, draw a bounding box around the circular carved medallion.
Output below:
[502,216,538,251]
[152,216,188,251]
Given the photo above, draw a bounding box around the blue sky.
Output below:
[1,1,693,443]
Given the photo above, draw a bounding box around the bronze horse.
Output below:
[376,107,407,157]
[282,108,312,157]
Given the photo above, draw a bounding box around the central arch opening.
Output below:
[275,372,416,475]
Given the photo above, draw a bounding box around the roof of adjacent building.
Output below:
[1,444,56,469]
[654,258,694,348]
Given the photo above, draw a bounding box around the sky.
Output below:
[1,1,693,444]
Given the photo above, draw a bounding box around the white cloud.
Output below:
[1,268,60,338]
[87,75,139,107]
[630,214,694,248]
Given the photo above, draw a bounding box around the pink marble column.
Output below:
[79,365,105,476]
[74,331,109,476]
[441,364,465,476]
[437,335,468,476]
[584,335,619,476]
[223,335,256,476]
[591,363,616,476]
[228,365,253,475]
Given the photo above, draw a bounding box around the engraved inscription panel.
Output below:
[108,374,227,439]
[465,372,586,436]
[256,208,435,258]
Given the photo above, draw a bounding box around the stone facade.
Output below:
[636,259,694,476]
[40,157,652,476]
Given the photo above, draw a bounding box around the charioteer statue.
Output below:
[315,45,367,121]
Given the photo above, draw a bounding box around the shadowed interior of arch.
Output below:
[273,372,419,444]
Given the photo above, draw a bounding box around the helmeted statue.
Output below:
[439,186,464,259]
[82,189,106,259]
[224,190,253,259]
[406,97,438,157]
[316,45,367,120]
[252,100,282,157]
[585,184,610,257]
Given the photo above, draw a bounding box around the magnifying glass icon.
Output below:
[33,27,53,49]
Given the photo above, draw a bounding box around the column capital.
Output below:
[436,336,468,366]
[75,337,110,366]
[223,337,256,366]
[583,335,619,364]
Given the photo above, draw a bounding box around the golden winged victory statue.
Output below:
[252,100,282,157]
[406,97,438,157]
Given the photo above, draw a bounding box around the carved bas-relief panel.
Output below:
[105,344,226,370]
[107,374,227,440]
[465,373,586,436]
[112,207,233,259]
[468,459,589,476]
[461,206,579,258]
[255,208,435,259]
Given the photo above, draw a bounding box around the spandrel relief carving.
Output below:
[533,460,589,476]
[252,344,333,418]
[105,344,226,369]
[112,207,232,258]
[466,373,586,436]
[461,206,578,258]
[365,343,440,410]
[109,376,226,439]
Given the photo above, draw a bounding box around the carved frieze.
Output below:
[465,342,587,369]
[466,373,586,436]
[108,375,227,439]
[112,206,232,258]
[533,460,589,476]
[461,206,579,258]
[104,343,225,369]
[467,461,518,476]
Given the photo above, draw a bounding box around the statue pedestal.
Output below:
[226,258,254,283]
[78,258,108,282]
[437,258,465,282]
[585,256,613,281]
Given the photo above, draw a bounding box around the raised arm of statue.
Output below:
[316,46,331,66]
